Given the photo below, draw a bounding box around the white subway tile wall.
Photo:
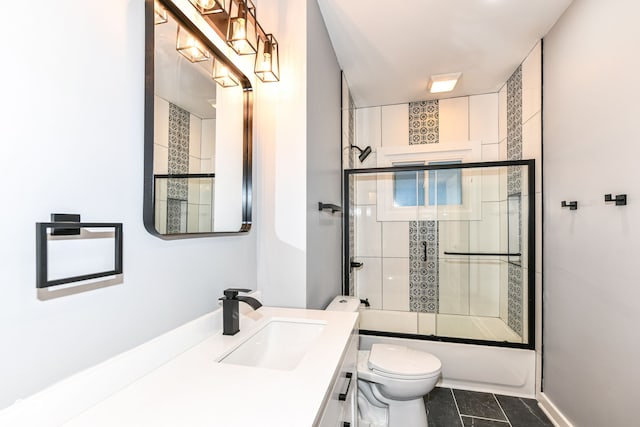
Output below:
[439,97,469,144]
[355,257,383,310]
[382,258,410,311]
[470,93,499,144]
[381,104,409,147]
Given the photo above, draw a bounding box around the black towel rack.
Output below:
[36,214,123,289]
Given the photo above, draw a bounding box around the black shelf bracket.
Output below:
[604,194,627,206]
[561,201,578,210]
[318,202,342,214]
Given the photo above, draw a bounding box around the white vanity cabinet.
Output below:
[317,329,358,427]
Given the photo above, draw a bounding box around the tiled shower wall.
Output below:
[499,42,543,341]
[346,41,542,339]
[351,94,502,316]
[154,95,216,233]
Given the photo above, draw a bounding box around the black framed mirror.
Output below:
[144,0,252,238]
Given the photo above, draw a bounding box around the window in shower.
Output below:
[393,161,462,207]
[394,171,425,207]
[428,161,462,205]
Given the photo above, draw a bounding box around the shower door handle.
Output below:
[422,241,427,261]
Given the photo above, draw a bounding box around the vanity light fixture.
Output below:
[189,0,225,15]
[176,26,210,63]
[428,72,462,93]
[254,33,280,82]
[154,2,168,24]
[212,59,240,87]
[185,0,280,82]
[226,0,258,55]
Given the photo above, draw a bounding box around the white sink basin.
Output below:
[218,319,326,370]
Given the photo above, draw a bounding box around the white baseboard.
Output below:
[537,392,574,427]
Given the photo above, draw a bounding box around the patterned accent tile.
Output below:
[507,263,523,336]
[166,198,184,234]
[347,94,356,295]
[348,94,356,168]
[166,103,191,233]
[506,66,524,336]
[507,66,523,196]
[409,220,439,313]
[409,100,439,145]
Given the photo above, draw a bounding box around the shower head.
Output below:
[350,145,372,163]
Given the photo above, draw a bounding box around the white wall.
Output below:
[255,0,342,309]
[542,0,640,425]
[254,0,308,308]
[0,0,256,409]
[306,0,343,309]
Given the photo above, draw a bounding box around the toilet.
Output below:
[326,296,442,427]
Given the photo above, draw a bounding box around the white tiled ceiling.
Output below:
[317,0,572,107]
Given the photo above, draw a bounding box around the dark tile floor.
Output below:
[425,387,554,427]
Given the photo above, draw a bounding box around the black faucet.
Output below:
[220,288,263,336]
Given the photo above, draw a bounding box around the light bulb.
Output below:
[260,52,271,71]
[232,18,246,40]
[196,0,216,9]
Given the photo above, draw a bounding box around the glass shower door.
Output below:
[345,161,534,347]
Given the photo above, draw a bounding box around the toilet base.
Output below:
[387,397,428,427]
[368,382,429,427]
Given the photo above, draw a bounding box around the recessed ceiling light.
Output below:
[428,72,462,93]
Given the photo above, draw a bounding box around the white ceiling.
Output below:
[317,0,573,107]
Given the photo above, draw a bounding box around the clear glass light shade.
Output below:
[189,0,225,15]
[212,60,239,87]
[176,26,210,63]
[154,2,168,24]
[226,0,257,55]
[254,34,279,82]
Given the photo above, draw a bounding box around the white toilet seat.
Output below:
[367,344,441,379]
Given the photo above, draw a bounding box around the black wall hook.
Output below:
[561,201,578,210]
[318,202,342,213]
[604,194,627,206]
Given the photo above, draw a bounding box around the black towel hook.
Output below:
[604,194,627,206]
[561,201,578,210]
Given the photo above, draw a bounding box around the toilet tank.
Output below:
[326,296,361,312]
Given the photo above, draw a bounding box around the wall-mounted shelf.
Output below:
[36,215,123,288]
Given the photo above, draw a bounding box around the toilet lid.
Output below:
[367,344,441,378]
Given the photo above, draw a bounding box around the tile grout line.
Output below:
[492,393,513,427]
[449,388,466,427]
[461,414,511,424]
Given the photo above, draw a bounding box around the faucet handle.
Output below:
[222,288,253,299]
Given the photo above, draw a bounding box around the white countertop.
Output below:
[61,307,358,427]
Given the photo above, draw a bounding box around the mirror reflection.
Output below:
[145,0,251,237]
